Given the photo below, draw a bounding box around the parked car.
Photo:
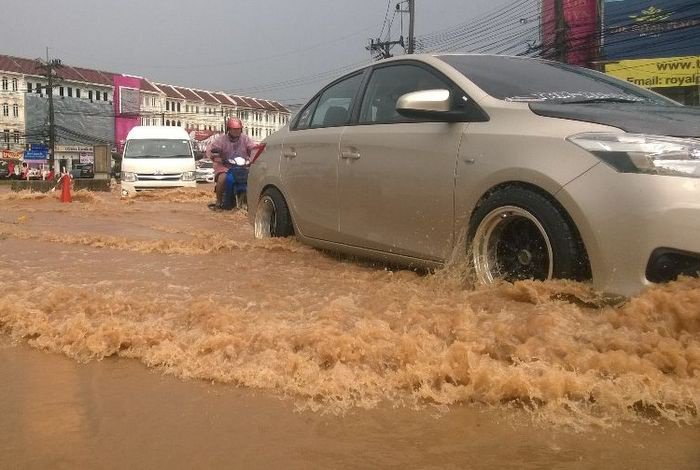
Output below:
[75,163,94,178]
[0,161,9,179]
[27,167,42,180]
[247,54,700,297]
[196,158,215,183]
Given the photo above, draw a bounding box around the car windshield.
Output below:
[124,139,192,158]
[437,55,677,105]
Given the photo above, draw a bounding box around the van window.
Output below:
[124,139,192,158]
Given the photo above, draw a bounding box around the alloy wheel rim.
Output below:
[472,205,554,284]
[254,195,277,238]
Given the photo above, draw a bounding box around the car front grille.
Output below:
[136,173,182,181]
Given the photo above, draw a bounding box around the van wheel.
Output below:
[254,188,293,238]
[468,187,588,284]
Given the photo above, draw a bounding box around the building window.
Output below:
[13,130,19,143]
[76,88,81,98]
[177,102,181,112]
[95,91,100,101]
[11,79,17,91]
[2,103,7,116]
[166,120,170,126]
[177,120,181,127]
[36,83,42,94]
[88,90,93,100]
[103,92,108,101]
[59,86,64,97]
[67,87,73,97]
[13,104,18,117]
[151,97,156,107]
[166,101,170,111]
[3,129,9,143]
[1,77,7,90]
[27,83,33,93]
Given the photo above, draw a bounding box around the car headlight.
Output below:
[181,171,195,181]
[568,133,700,178]
[122,171,136,182]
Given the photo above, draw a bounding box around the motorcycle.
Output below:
[221,156,249,210]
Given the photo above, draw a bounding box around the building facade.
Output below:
[0,53,291,170]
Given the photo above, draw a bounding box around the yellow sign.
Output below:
[605,56,700,89]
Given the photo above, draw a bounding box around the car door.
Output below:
[281,72,364,240]
[337,63,469,261]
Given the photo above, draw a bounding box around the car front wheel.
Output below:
[254,187,293,238]
[468,187,589,285]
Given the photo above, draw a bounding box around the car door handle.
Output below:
[283,150,297,159]
[340,150,361,160]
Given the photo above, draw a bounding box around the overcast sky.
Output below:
[0,0,534,106]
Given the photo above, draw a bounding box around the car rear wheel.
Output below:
[254,187,293,238]
[468,187,588,285]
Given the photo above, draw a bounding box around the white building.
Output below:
[0,53,291,155]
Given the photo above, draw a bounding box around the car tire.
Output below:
[468,186,588,285]
[254,187,293,238]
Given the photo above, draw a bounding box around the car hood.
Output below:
[529,103,700,138]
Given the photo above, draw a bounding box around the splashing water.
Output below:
[0,190,698,429]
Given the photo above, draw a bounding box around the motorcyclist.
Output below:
[205,117,258,211]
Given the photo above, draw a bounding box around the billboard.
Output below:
[605,55,700,87]
[541,0,598,66]
[113,75,141,154]
[602,0,700,60]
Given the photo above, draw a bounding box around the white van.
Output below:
[120,126,197,195]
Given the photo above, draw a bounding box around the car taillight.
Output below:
[249,143,266,165]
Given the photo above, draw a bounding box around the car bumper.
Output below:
[121,180,197,194]
[559,163,700,297]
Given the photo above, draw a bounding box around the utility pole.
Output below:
[35,49,62,171]
[367,1,415,59]
[554,0,567,62]
[407,0,415,54]
[367,36,405,59]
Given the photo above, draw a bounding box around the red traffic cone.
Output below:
[59,172,72,203]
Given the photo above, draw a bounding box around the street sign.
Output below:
[24,149,49,160]
[30,143,48,152]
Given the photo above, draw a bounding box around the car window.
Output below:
[359,64,449,124]
[294,96,320,130]
[124,139,192,158]
[309,73,363,128]
[438,55,676,105]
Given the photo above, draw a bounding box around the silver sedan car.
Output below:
[248,54,700,297]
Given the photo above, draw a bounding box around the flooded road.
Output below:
[1,187,699,468]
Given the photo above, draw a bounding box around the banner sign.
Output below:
[605,55,700,88]
[603,0,700,60]
[55,145,92,153]
[1,149,24,159]
[79,152,94,164]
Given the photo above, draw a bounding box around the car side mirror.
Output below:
[396,89,488,122]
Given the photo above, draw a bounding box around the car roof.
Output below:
[126,126,191,140]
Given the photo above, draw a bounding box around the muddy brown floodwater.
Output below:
[0,186,698,469]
